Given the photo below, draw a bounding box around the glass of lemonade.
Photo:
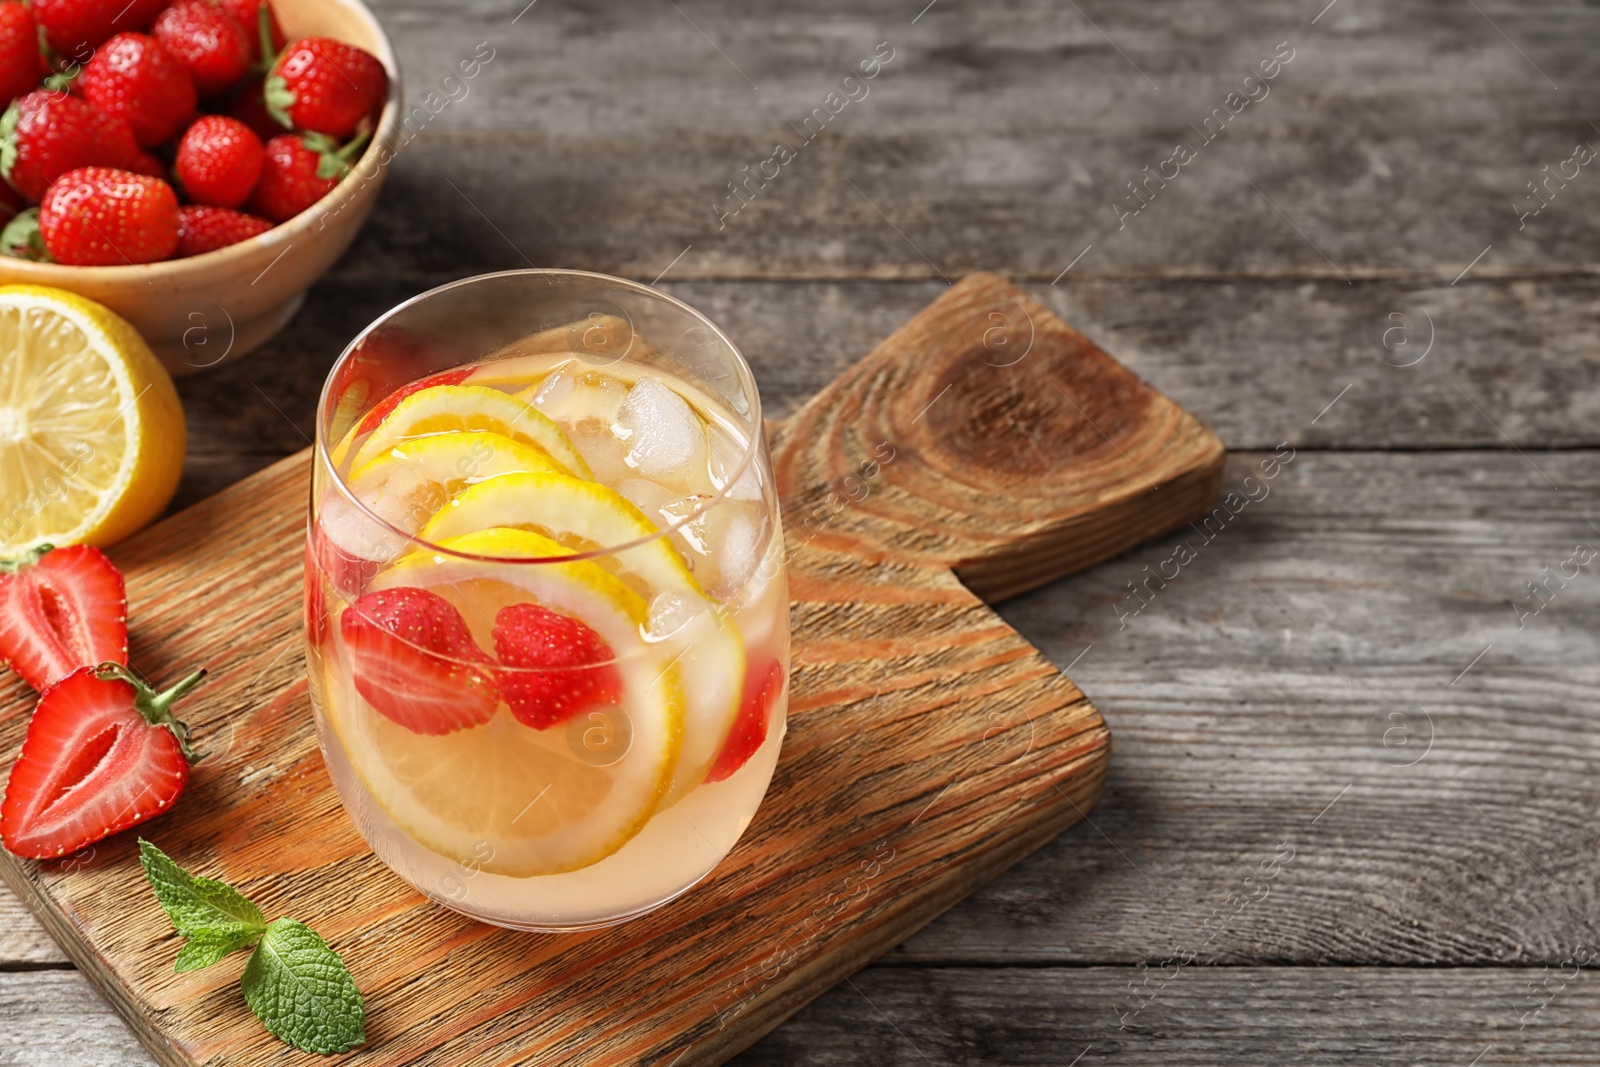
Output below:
[304,270,789,931]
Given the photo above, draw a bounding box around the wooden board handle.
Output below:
[770,273,1226,602]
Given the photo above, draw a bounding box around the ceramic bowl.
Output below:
[0,0,402,375]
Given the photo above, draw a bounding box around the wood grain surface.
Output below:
[0,276,1225,1065]
[10,0,1600,1062]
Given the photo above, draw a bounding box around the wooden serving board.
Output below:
[0,273,1222,1066]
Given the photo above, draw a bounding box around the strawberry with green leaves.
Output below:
[152,0,252,98]
[175,115,262,207]
[0,90,147,200]
[0,1,45,106]
[264,36,386,139]
[247,130,366,222]
[139,840,366,1054]
[79,32,198,147]
[0,663,204,859]
[175,204,271,256]
[39,166,180,265]
[0,544,127,693]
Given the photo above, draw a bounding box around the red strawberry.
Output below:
[1,663,204,859]
[39,166,179,265]
[0,90,147,201]
[175,203,269,256]
[246,130,364,222]
[341,587,499,735]
[0,2,45,106]
[355,367,474,436]
[704,657,785,783]
[151,0,251,98]
[492,603,622,731]
[79,33,197,147]
[175,115,262,207]
[220,0,283,65]
[0,545,127,693]
[264,37,385,139]
[33,0,169,61]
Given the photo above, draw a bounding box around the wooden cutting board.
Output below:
[0,273,1222,1066]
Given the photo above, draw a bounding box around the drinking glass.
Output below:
[305,270,789,930]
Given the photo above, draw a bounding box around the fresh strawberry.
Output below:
[0,545,126,693]
[174,115,262,207]
[152,0,251,98]
[79,33,197,147]
[175,203,269,256]
[246,130,364,222]
[264,37,385,139]
[1,663,204,859]
[492,603,622,731]
[355,367,474,436]
[341,587,498,735]
[220,0,283,65]
[704,657,785,783]
[125,147,166,180]
[33,0,169,60]
[0,90,146,200]
[0,2,45,106]
[39,166,179,264]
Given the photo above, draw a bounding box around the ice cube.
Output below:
[615,478,674,523]
[317,493,407,595]
[708,429,763,502]
[530,368,575,414]
[644,589,709,642]
[617,376,707,479]
[713,506,764,594]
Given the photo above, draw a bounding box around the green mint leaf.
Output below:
[242,918,365,1055]
[138,839,267,942]
[174,930,261,973]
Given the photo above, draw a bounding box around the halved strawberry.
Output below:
[341,587,498,735]
[704,657,785,784]
[0,544,127,694]
[1,662,204,859]
[492,603,622,731]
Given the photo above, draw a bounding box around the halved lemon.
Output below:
[348,384,591,480]
[331,526,683,877]
[419,472,745,803]
[345,431,561,536]
[0,285,185,555]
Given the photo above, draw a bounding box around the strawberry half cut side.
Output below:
[492,603,622,731]
[341,587,499,736]
[1,662,205,860]
[0,544,128,693]
[704,657,785,784]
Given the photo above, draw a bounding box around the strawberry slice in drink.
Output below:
[0,545,128,694]
[341,587,499,735]
[492,603,623,730]
[1,663,204,859]
[704,657,785,784]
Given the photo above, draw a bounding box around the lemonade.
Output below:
[305,272,789,930]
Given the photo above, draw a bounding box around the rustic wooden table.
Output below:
[7,1,1600,1063]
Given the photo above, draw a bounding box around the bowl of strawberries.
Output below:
[0,0,400,373]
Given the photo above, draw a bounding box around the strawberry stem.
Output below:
[257,3,279,76]
[95,663,208,764]
[0,543,51,573]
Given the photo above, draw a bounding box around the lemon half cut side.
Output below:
[0,285,185,555]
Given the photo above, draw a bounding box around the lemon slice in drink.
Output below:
[419,471,744,803]
[333,526,683,877]
[346,431,562,535]
[349,384,591,480]
[0,285,185,555]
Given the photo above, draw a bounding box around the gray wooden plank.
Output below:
[318,0,1600,280]
[173,275,1600,511]
[7,966,1593,1066]
[0,894,65,967]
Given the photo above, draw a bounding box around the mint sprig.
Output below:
[138,840,366,1055]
